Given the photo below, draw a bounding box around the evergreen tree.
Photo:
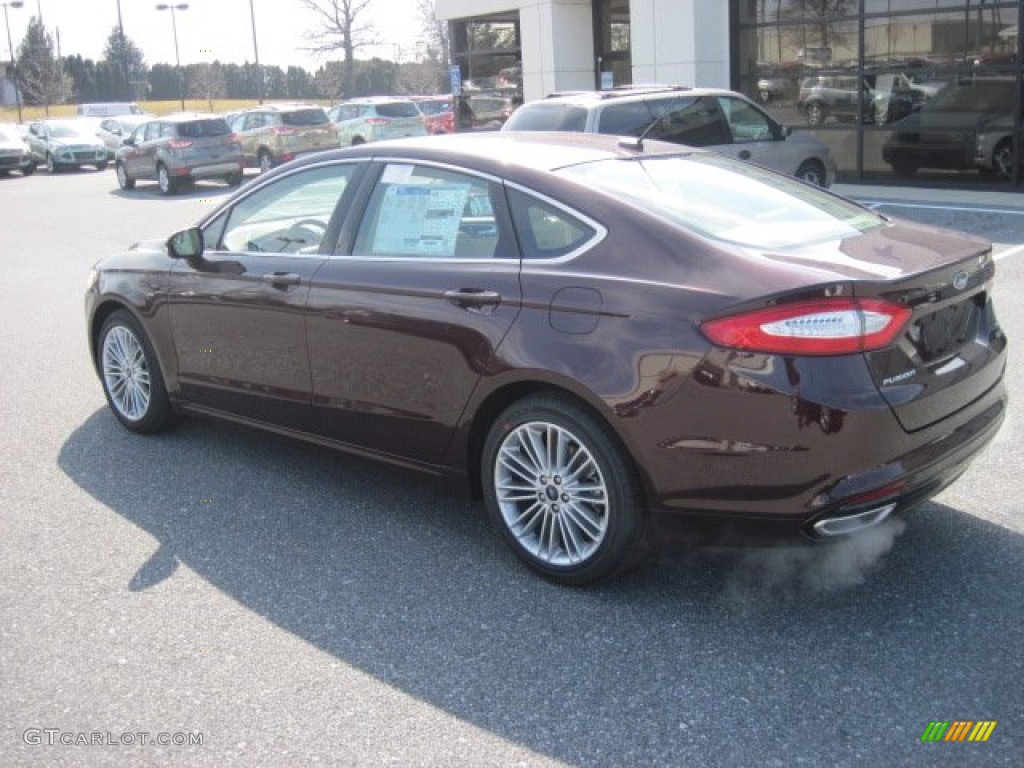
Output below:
[16,17,72,111]
[102,26,147,101]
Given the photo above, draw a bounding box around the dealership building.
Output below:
[436,0,1023,187]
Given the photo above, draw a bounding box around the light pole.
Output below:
[2,0,23,123]
[248,0,262,104]
[116,0,129,100]
[155,2,188,111]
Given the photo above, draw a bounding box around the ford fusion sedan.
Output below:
[26,119,108,172]
[86,133,1007,584]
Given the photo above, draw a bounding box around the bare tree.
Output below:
[187,63,227,111]
[297,0,377,98]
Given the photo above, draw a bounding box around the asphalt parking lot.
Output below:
[1,167,1021,767]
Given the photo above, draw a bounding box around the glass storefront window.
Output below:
[734,1,1022,186]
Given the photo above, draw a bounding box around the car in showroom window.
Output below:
[86,133,1007,585]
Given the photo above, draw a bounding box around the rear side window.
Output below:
[600,96,730,146]
[507,188,597,259]
[375,102,420,118]
[178,119,231,138]
[504,104,588,131]
[282,109,330,126]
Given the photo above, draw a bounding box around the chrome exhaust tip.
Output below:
[813,502,897,537]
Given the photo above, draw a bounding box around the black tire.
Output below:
[481,395,650,585]
[45,153,57,173]
[351,136,366,146]
[115,162,135,190]
[805,102,826,126]
[225,169,244,186]
[795,159,826,187]
[21,162,35,176]
[97,309,174,434]
[157,163,177,195]
[992,138,1014,181]
[95,161,108,172]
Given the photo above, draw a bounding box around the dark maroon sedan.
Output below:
[86,133,1007,584]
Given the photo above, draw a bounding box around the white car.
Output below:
[0,123,35,176]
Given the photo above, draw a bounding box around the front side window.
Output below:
[216,164,358,254]
[716,96,777,143]
[353,164,513,260]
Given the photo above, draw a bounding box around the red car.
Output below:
[413,96,455,134]
[86,133,1007,584]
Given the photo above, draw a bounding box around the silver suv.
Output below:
[115,113,243,195]
[503,86,836,187]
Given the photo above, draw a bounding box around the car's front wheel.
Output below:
[481,395,649,585]
[97,310,173,433]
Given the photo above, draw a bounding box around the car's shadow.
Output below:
[58,410,1023,766]
[108,178,249,200]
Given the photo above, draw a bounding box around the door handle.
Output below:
[262,272,301,287]
[444,288,501,310]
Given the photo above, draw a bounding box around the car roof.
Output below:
[238,103,326,112]
[338,96,418,105]
[285,130,695,176]
[537,86,737,106]
[157,112,228,123]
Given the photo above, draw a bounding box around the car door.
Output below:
[120,122,154,178]
[305,160,523,465]
[711,94,792,171]
[167,161,364,430]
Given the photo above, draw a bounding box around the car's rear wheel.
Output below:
[21,163,35,176]
[258,150,273,173]
[95,161,108,172]
[481,395,649,585]
[115,162,135,190]
[805,102,826,126]
[157,163,177,195]
[992,138,1014,181]
[351,136,365,146]
[98,310,173,433]
[225,169,243,186]
[795,159,826,187]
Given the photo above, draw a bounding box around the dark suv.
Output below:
[115,113,243,195]
[503,86,836,186]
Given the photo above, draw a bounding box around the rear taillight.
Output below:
[167,139,193,150]
[701,298,912,356]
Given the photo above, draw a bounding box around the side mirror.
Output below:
[167,227,204,260]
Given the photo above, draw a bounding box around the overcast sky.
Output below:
[3,0,425,71]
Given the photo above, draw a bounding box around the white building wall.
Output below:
[435,0,731,100]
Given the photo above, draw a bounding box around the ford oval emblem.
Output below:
[953,271,969,291]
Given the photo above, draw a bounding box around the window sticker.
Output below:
[373,183,471,256]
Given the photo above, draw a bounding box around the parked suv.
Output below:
[796,75,874,125]
[26,119,109,172]
[0,123,35,176]
[502,86,836,187]
[228,104,337,173]
[882,78,1015,177]
[115,113,243,195]
[328,97,428,145]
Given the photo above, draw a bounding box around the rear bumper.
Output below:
[641,355,1007,547]
[179,161,242,180]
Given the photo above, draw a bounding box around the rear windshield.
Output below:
[503,104,588,131]
[417,100,452,116]
[558,154,885,249]
[177,119,231,138]
[281,108,330,126]
[376,102,420,118]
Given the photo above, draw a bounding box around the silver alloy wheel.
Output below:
[116,163,128,188]
[259,151,272,173]
[158,165,171,194]
[102,325,151,422]
[494,420,609,566]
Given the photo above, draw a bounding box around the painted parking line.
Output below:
[994,243,1024,262]
[857,200,1024,216]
